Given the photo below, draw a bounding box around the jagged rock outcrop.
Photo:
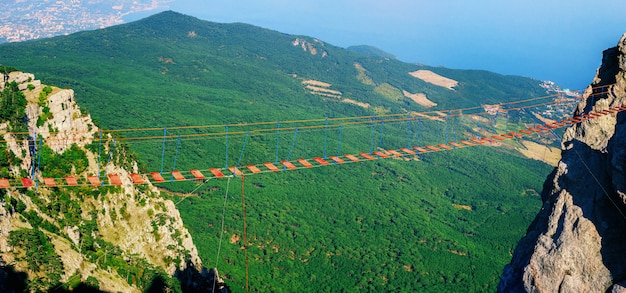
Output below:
[498,33,626,292]
[0,72,220,292]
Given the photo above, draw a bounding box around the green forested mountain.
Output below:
[0,11,557,291]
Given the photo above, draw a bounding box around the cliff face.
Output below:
[498,33,626,292]
[0,73,221,292]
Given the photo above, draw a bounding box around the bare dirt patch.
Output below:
[230,234,241,244]
[452,204,472,211]
[516,140,561,166]
[403,90,437,108]
[342,98,370,109]
[302,80,331,87]
[409,70,458,90]
[305,85,342,96]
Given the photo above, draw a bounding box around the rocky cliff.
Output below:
[0,72,225,292]
[498,33,626,292]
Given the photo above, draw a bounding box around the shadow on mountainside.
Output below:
[175,260,230,293]
[560,139,626,282]
[0,263,230,293]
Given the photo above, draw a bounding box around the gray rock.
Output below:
[498,33,626,292]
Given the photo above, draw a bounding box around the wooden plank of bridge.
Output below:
[86,176,100,186]
[0,178,9,189]
[329,156,345,164]
[344,154,360,162]
[387,149,403,157]
[449,142,464,148]
[313,157,329,166]
[228,166,243,176]
[470,138,486,145]
[247,165,262,174]
[21,178,33,188]
[437,144,452,150]
[43,178,56,187]
[400,148,416,155]
[150,172,165,183]
[297,159,314,168]
[191,169,206,179]
[171,171,185,181]
[359,152,375,160]
[491,135,506,141]
[281,161,297,170]
[66,176,79,186]
[263,162,280,172]
[415,146,430,152]
[372,151,389,158]
[518,129,534,135]
[508,131,523,138]
[108,174,123,186]
[209,168,225,178]
[461,140,475,146]
[426,145,441,151]
[130,174,144,184]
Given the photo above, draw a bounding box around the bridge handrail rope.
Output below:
[2,101,625,189]
[0,98,589,147]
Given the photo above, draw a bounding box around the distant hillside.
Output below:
[0,11,558,291]
[347,45,397,59]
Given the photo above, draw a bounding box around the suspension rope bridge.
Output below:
[0,85,618,189]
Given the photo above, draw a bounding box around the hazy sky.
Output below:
[160,0,626,89]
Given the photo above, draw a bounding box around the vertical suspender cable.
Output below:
[370,116,376,154]
[379,119,384,150]
[31,131,36,181]
[416,118,421,146]
[445,111,450,144]
[286,127,299,168]
[336,124,343,158]
[107,138,117,167]
[453,113,458,146]
[97,130,102,180]
[36,138,42,187]
[160,127,166,174]
[407,113,412,149]
[275,121,280,164]
[323,118,328,159]
[236,131,249,173]
[225,124,229,169]
[504,108,509,134]
[493,111,499,134]
[173,135,181,172]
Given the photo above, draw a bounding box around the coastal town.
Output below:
[0,0,170,43]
